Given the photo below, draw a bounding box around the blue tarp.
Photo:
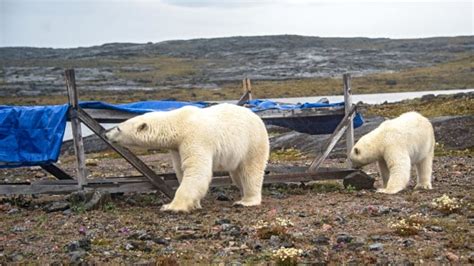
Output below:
[0,104,69,168]
[79,100,209,114]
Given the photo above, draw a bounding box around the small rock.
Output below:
[336,233,353,244]
[445,251,459,262]
[468,218,474,225]
[335,216,346,224]
[321,223,332,231]
[124,243,134,251]
[7,208,19,215]
[67,238,91,252]
[12,226,26,232]
[402,239,415,248]
[370,235,391,241]
[468,252,474,263]
[216,193,231,201]
[429,226,443,232]
[152,237,169,246]
[215,218,231,225]
[253,242,263,251]
[228,226,241,237]
[282,241,294,248]
[291,232,304,238]
[68,250,86,263]
[298,212,307,217]
[269,235,280,246]
[369,243,383,251]
[43,201,69,213]
[84,191,111,211]
[312,235,330,245]
[348,241,365,251]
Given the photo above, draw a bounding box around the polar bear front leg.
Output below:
[414,156,433,190]
[161,151,212,213]
[377,153,411,194]
[170,150,183,184]
[377,159,390,188]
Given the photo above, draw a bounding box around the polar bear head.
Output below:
[349,133,381,168]
[105,112,178,150]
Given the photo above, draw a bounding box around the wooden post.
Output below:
[246,78,252,100]
[343,73,354,168]
[65,69,87,188]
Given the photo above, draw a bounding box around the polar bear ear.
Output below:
[354,147,360,155]
[137,122,148,133]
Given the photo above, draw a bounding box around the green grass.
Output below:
[365,93,474,118]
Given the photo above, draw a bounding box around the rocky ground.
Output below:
[0,94,473,264]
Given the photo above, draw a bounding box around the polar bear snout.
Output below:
[104,126,120,143]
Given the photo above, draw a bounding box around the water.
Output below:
[63,88,473,140]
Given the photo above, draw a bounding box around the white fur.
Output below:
[105,103,269,212]
[349,112,435,194]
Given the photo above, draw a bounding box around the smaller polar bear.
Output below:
[350,111,435,194]
[105,103,269,212]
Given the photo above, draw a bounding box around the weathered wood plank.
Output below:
[0,168,362,195]
[307,105,356,172]
[75,107,175,199]
[65,69,87,187]
[40,164,73,180]
[343,73,354,168]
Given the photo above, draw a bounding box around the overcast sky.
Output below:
[0,0,472,48]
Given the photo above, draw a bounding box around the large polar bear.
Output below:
[105,103,269,212]
[349,111,435,194]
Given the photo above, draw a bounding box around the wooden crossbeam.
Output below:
[0,167,370,195]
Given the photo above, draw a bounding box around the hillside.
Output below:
[0,35,473,103]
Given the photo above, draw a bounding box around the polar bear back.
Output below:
[380,112,434,161]
[176,103,269,171]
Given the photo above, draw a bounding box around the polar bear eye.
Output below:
[354,147,360,155]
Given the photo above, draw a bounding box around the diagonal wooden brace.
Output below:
[74,107,175,199]
[307,105,357,173]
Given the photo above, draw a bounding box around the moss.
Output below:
[365,95,474,118]
[270,148,307,162]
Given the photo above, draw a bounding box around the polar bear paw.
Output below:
[233,198,261,207]
[414,183,432,190]
[376,188,402,194]
[160,199,202,213]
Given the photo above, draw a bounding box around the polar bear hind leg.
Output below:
[414,156,433,190]
[377,153,411,194]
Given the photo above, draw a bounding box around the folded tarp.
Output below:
[245,99,364,134]
[0,104,69,168]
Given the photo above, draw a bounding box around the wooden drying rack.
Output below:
[0,70,374,196]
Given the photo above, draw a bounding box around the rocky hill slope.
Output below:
[1,35,473,97]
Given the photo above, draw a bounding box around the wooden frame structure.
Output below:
[0,70,373,196]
